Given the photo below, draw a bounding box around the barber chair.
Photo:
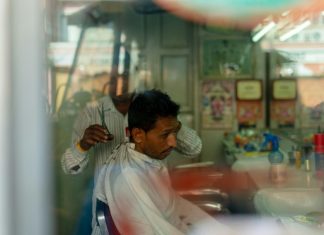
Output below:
[95,162,231,234]
[96,199,120,235]
[177,188,230,215]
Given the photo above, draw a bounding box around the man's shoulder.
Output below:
[107,144,149,176]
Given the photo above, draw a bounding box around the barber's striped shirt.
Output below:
[61,95,202,180]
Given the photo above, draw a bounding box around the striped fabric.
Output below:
[61,95,202,180]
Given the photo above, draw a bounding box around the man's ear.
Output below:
[131,128,145,144]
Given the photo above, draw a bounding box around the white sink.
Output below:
[254,188,324,217]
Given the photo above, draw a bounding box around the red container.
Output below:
[314,133,324,153]
[314,133,324,178]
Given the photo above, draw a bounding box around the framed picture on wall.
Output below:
[201,38,252,79]
[236,79,262,101]
[237,101,263,125]
[272,79,297,100]
[201,80,235,129]
[271,101,296,126]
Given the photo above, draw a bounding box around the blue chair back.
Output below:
[96,199,120,235]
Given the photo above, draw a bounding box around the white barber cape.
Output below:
[91,142,229,235]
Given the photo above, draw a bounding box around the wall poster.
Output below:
[201,80,235,129]
[271,101,296,126]
[236,101,262,125]
[201,39,252,79]
[236,79,262,100]
[272,79,296,100]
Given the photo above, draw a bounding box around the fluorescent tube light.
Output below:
[252,21,276,42]
[279,20,311,41]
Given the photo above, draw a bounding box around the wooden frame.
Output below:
[200,38,253,79]
[200,80,235,129]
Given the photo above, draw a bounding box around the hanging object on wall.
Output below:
[271,101,296,127]
[154,0,324,29]
[272,79,297,101]
[236,79,262,101]
[237,101,263,126]
[271,79,297,127]
[201,80,235,129]
[202,39,252,79]
[235,79,263,127]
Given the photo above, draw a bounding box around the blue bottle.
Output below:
[261,133,284,163]
[261,133,286,183]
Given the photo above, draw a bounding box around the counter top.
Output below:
[231,153,322,189]
[248,165,322,189]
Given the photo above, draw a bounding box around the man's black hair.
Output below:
[128,89,180,132]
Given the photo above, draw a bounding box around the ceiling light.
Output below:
[279,20,311,41]
[252,21,276,42]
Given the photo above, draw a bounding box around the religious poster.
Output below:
[236,101,262,125]
[271,101,296,126]
[201,80,235,129]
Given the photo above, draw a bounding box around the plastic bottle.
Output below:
[295,149,302,169]
[261,133,286,183]
[261,133,284,163]
[303,145,312,172]
[288,146,296,165]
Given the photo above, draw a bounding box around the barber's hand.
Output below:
[79,124,111,151]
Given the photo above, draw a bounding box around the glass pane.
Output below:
[38,1,324,235]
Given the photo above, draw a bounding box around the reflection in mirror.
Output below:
[42,1,324,235]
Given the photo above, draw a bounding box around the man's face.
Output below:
[109,77,134,103]
[137,116,181,160]
[111,92,135,115]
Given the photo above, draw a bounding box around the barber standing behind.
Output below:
[61,84,202,180]
[61,85,133,179]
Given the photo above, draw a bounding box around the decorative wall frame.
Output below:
[201,80,235,129]
[201,38,253,79]
[237,101,263,125]
[272,79,297,100]
[271,101,296,126]
[236,79,262,101]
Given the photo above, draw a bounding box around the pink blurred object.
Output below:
[154,0,324,29]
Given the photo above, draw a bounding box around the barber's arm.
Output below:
[175,124,202,158]
[61,104,109,174]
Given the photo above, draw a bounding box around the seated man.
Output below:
[91,89,231,235]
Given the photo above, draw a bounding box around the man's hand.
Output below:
[79,124,111,151]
